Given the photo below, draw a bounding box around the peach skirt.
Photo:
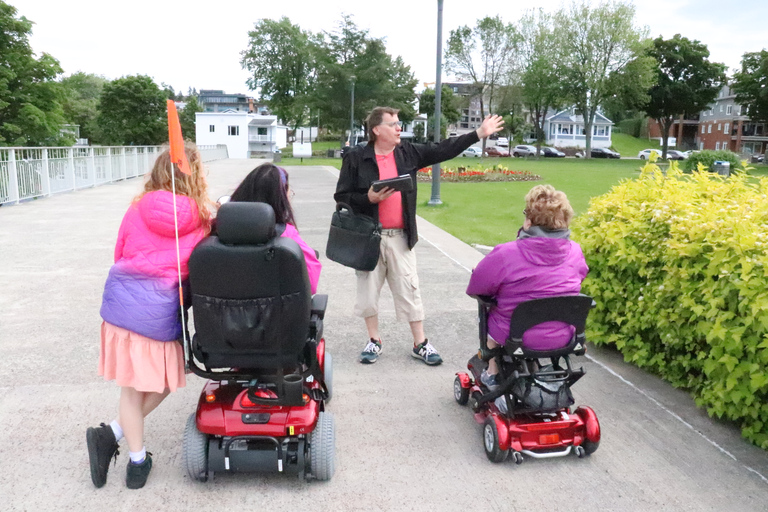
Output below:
[98,321,186,393]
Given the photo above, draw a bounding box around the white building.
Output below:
[195,111,287,159]
[542,108,614,149]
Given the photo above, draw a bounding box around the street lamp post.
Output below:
[349,75,356,145]
[428,0,444,206]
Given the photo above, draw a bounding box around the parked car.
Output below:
[540,146,565,158]
[591,147,621,159]
[462,146,483,158]
[484,146,510,157]
[638,148,661,160]
[496,137,509,147]
[666,150,687,160]
[512,144,537,157]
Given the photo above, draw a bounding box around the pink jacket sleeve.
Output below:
[113,207,133,263]
[282,224,322,294]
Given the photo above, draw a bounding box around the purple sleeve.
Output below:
[466,246,505,297]
[282,224,322,294]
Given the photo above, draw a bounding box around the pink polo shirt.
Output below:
[375,152,404,229]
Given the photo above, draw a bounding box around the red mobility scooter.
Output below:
[454,295,600,464]
[183,202,335,482]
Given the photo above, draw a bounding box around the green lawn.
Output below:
[281,155,644,247]
[611,132,656,156]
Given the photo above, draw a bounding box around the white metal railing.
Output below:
[0,144,228,206]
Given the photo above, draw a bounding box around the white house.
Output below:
[542,108,614,148]
[195,111,287,159]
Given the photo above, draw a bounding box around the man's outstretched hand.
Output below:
[476,115,505,139]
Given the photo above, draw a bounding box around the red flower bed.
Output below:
[416,165,541,182]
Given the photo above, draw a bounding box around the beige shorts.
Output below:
[354,229,424,322]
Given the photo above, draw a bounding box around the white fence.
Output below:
[0,144,228,206]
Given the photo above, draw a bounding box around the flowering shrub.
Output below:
[572,160,768,448]
[416,165,541,183]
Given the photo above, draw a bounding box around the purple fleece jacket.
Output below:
[100,191,209,341]
[466,235,588,350]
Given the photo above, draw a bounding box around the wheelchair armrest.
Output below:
[470,294,497,309]
[311,294,328,320]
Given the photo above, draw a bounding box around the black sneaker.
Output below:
[412,340,443,366]
[126,453,153,489]
[86,423,120,488]
[359,339,382,364]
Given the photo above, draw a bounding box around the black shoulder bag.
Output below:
[325,203,381,271]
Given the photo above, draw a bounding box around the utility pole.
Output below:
[349,76,356,144]
[428,0,444,206]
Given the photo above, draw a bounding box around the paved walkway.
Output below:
[1,158,767,511]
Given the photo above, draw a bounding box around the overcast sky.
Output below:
[13,0,768,97]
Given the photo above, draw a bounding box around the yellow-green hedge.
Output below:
[572,161,768,448]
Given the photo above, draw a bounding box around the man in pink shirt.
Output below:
[334,106,503,365]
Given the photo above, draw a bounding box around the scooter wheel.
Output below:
[483,417,508,463]
[454,376,469,405]
[512,451,524,465]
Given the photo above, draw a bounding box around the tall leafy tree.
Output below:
[179,95,202,140]
[732,50,768,123]
[554,1,654,157]
[241,17,318,130]
[645,34,726,158]
[97,75,166,145]
[60,72,108,143]
[515,9,564,155]
[0,1,68,146]
[311,16,417,136]
[445,16,516,150]
[419,84,462,139]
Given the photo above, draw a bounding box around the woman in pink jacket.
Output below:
[228,163,322,293]
[466,185,588,390]
[87,145,211,490]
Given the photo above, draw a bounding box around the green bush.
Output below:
[572,161,768,449]
[616,117,644,138]
[683,149,741,173]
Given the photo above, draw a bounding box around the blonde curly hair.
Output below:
[136,142,212,224]
[524,184,574,230]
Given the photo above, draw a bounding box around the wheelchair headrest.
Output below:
[216,202,275,245]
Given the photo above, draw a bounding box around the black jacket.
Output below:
[333,131,480,249]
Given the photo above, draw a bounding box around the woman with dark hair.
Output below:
[229,163,321,293]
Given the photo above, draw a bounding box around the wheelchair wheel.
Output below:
[483,416,508,463]
[324,351,333,403]
[309,411,336,481]
[182,413,209,482]
[453,376,469,405]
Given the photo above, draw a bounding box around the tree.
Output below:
[554,1,655,158]
[732,50,768,124]
[241,17,318,130]
[445,16,516,150]
[179,95,202,140]
[97,75,167,145]
[60,72,108,143]
[0,1,68,146]
[645,35,726,158]
[311,16,417,137]
[515,9,565,155]
[419,85,461,124]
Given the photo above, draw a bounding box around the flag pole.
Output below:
[170,155,190,367]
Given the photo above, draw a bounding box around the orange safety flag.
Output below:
[167,99,191,175]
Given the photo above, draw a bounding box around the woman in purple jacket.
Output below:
[466,185,588,389]
[86,146,211,490]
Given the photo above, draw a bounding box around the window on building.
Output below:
[719,105,723,113]
[724,123,730,134]
[726,105,732,115]
[708,124,711,134]
[703,111,707,117]
[701,125,705,134]
[718,123,722,131]
[257,127,267,135]
[715,142,720,150]
[209,125,215,132]
[228,125,239,136]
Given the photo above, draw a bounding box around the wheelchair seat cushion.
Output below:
[216,201,276,245]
